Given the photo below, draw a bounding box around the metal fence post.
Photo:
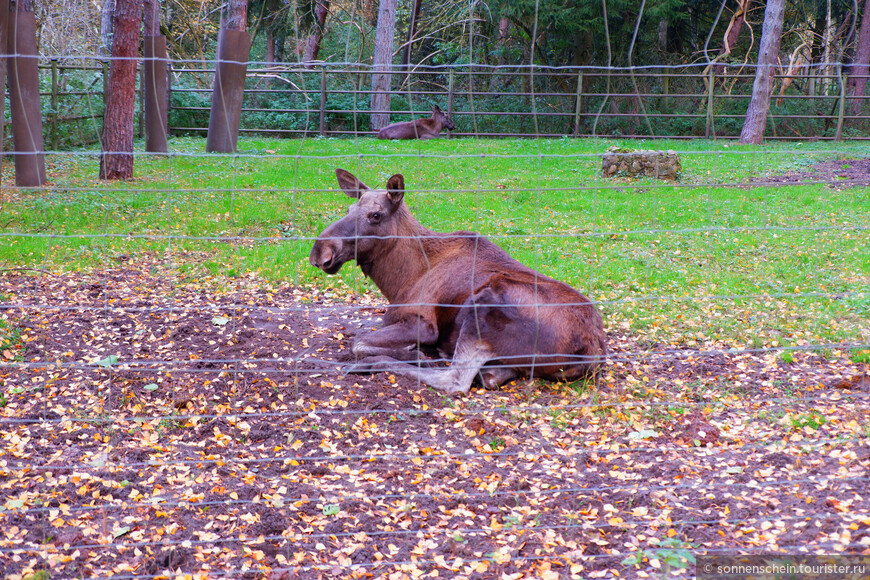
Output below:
[705,68,714,139]
[138,62,144,139]
[102,59,109,107]
[51,59,58,151]
[352,69,359,136]
[319,67,327,136]
[662,66,670,107]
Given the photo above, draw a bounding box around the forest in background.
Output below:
[10,0,870,161]
[38,0,870,77]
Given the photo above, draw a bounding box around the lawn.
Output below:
[0,137,868,579]
[3,137,869,349]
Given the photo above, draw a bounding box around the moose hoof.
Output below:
[479,367,519,390]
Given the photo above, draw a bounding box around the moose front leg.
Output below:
[351,317,438,361]
[350,338,496,394]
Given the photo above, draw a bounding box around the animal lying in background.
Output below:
[309,168,607,395]
[376,106,455,140]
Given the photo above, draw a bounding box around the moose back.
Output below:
[376,106,455,140]
[309,168,606,394]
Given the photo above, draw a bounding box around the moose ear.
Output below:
[335,168,369,199]
[432,105,441,113]
[386,174,405,206]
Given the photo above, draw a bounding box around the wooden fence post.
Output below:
[573,70,584,136]
[835,65,845,141]
[447,69,454,139]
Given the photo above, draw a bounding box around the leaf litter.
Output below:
[0,255,868,580]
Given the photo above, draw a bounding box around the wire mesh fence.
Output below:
[1,49,869,580]
[19,59,870,148]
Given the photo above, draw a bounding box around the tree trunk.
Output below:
[0,0,8,185]
[657,18,668,52]
[143,0,168,153]
[100,0,144,180]
[362,0,378,28]
[723,1,748,55]
[370,0,397,131]
[712,0,749,75]
[206,0,251,153]
[847,0,870,115]
[739,0,785,144]
[143,0,157,34]
[303,0,330,65]
[100,0,115,58]
[489,17,511,90]
[8,0,47,186]
[822,0,833,93]
[401,0,422,71]
[223,0,247,31]
[275,27,287,62]
[496,17,511,66]
[266,29,275,64]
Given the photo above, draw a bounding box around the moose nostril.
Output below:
[311,246,334,269]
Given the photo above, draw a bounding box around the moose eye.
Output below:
[369,212,382,222]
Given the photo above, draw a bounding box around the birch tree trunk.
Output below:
[739,0,785,144]
[822,0,833,93]
[100,0,115,58]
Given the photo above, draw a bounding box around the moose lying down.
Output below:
[377,106,455,140]
[309,169,607,394]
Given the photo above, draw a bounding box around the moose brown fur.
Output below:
[377,105,455,140]
[309,169,606,394]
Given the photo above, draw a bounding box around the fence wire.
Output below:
[1,49,870,580]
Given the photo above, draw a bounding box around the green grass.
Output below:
[1,136,868,349]
[0,308,25,364]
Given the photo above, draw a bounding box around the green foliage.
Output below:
[622,537,696,574]
[0,315,25,363]
[37,64,105,149]
[321,503,340,516]
[169,78,212,136]
[789,410,827,431]
[1,137,868,351]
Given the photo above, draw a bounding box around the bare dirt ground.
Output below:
[754,156,870,186]
[1,255,867,580]
[1,154,869,580]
